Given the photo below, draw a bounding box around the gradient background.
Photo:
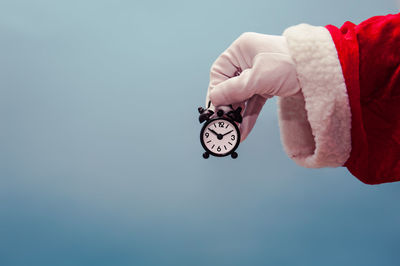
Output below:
[1,1,400,265]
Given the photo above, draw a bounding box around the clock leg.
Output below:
[231,152,238,159]
[203,152,210,159]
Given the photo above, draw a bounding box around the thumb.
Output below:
[209,68,255,106]
[239,94,269,142]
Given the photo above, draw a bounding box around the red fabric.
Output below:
[326,14,400,184]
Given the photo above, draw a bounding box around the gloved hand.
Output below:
[206,32,300,141]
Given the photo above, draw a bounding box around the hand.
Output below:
[205,32,300,141]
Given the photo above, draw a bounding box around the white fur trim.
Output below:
[278,24,352,168]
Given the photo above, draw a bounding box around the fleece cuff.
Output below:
[278,24,352,168]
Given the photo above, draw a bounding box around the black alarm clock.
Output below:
[198,103,243,159]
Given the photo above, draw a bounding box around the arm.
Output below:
[281,14,400,184]
[206,14,400,185]
[327,14,400,184]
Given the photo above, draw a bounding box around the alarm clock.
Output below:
[198,103,243,159]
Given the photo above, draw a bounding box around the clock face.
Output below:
[200,118,240,157]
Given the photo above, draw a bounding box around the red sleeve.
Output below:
[326,14,400,185]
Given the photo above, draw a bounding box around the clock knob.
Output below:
[227,106,243,123]
[203,152,210,159]
[198,108,214,123]
[217,110,224,117]
[231,152,238,159]
[233,107,243,123]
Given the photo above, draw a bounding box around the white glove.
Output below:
[206,32,300,141]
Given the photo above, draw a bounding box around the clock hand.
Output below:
[222,130,234,137]
[208,128,219,136]
[208,128,223,140]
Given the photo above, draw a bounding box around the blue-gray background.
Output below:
[1,1,399,265]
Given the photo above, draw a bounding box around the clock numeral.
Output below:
[205,132,209,138]
[231,135,235,141]
[218,122,224,128]
[217,146,221,152]
[225,124,229,128]
[214,123,217,128]
[206,140,211,143]
[211,145,215,149]
[224,145,227,150]
[228,142,232,145]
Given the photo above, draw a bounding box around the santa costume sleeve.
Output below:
[278,13,400,185]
